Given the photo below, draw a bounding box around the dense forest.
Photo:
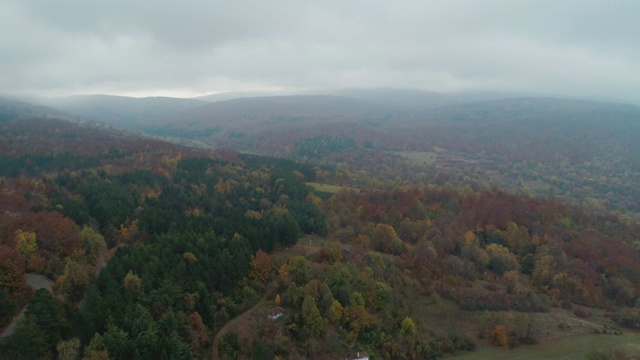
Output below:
[0,116,327,358]
[1,97,640,359]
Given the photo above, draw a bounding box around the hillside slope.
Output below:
[37,94,207,128]
[1,105,640,359]
[14,94,640,216]
[0,97,72,122]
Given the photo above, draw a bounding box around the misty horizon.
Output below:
[1,1,639,104]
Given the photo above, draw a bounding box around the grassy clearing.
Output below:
[271,235,333,261]
[306,182,347,194]
[390,151,438,166]
[449,332,640,360]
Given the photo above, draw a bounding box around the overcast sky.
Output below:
[1,0,639,102]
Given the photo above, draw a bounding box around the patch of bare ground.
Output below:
[212,235,334,359]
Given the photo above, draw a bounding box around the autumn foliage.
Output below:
[492,325,508,346]
[251,250,274,283]
[2,112,640,359]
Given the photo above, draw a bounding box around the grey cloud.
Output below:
[1,0,639,103]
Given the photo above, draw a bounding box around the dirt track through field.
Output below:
[212,295,268,360]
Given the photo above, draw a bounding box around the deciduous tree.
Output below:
[492,325,508,346]
[14,229,37,259]
[186,312,209,350]
[0,245,25,294]
[400,316,417,337]
[55,259,91,303]
[56,338,81,360]
[327,300,344,325]
[251,250,274,283]
[123,270,143,293]
[78,226,106,263]
[302,295,324,338]
[372,223,404,255]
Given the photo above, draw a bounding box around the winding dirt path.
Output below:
[0,273,54,338]
[211,294,268,360]
[25,273,53,292]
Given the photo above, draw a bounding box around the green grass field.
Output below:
[307,182,357,194]
[449,333,640,360]
[306,182,346,194]
[390,151,438,166]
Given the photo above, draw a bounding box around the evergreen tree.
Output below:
[2,315,50,359]
[25,289,67,351]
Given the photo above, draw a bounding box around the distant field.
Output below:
[390,151,438,166]
[306,182,345,194]
[449,332,640,360]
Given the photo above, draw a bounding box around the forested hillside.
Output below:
[43,94,639,218]
[162,96,640,218]
[385,99,640,214]
[0,97,71,123]
[0,116,326,358]
[1,99,640,359]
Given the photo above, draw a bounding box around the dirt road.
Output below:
[0,273,54,338]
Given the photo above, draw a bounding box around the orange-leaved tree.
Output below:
[251,250,274,283]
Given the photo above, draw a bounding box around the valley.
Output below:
[0,92,639,359]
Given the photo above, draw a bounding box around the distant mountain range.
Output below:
[12,88,530,127]
[5,90,640,163]
[0,96,72,122]
[2,87,640,215]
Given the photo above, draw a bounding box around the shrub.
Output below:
[491,325,508,346]
[573,308,589,318]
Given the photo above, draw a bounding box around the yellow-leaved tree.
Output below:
[15,230,37,259]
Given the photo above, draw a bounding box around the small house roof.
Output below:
[267,306,285,317]
[346,351,369,360]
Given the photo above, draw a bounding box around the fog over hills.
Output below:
[35,95,207,127]
[0,96,73,122]
[159,95,396,126]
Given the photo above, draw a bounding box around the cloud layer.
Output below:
[1,0,639,102]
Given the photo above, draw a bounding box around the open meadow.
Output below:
[449,332,640,360]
